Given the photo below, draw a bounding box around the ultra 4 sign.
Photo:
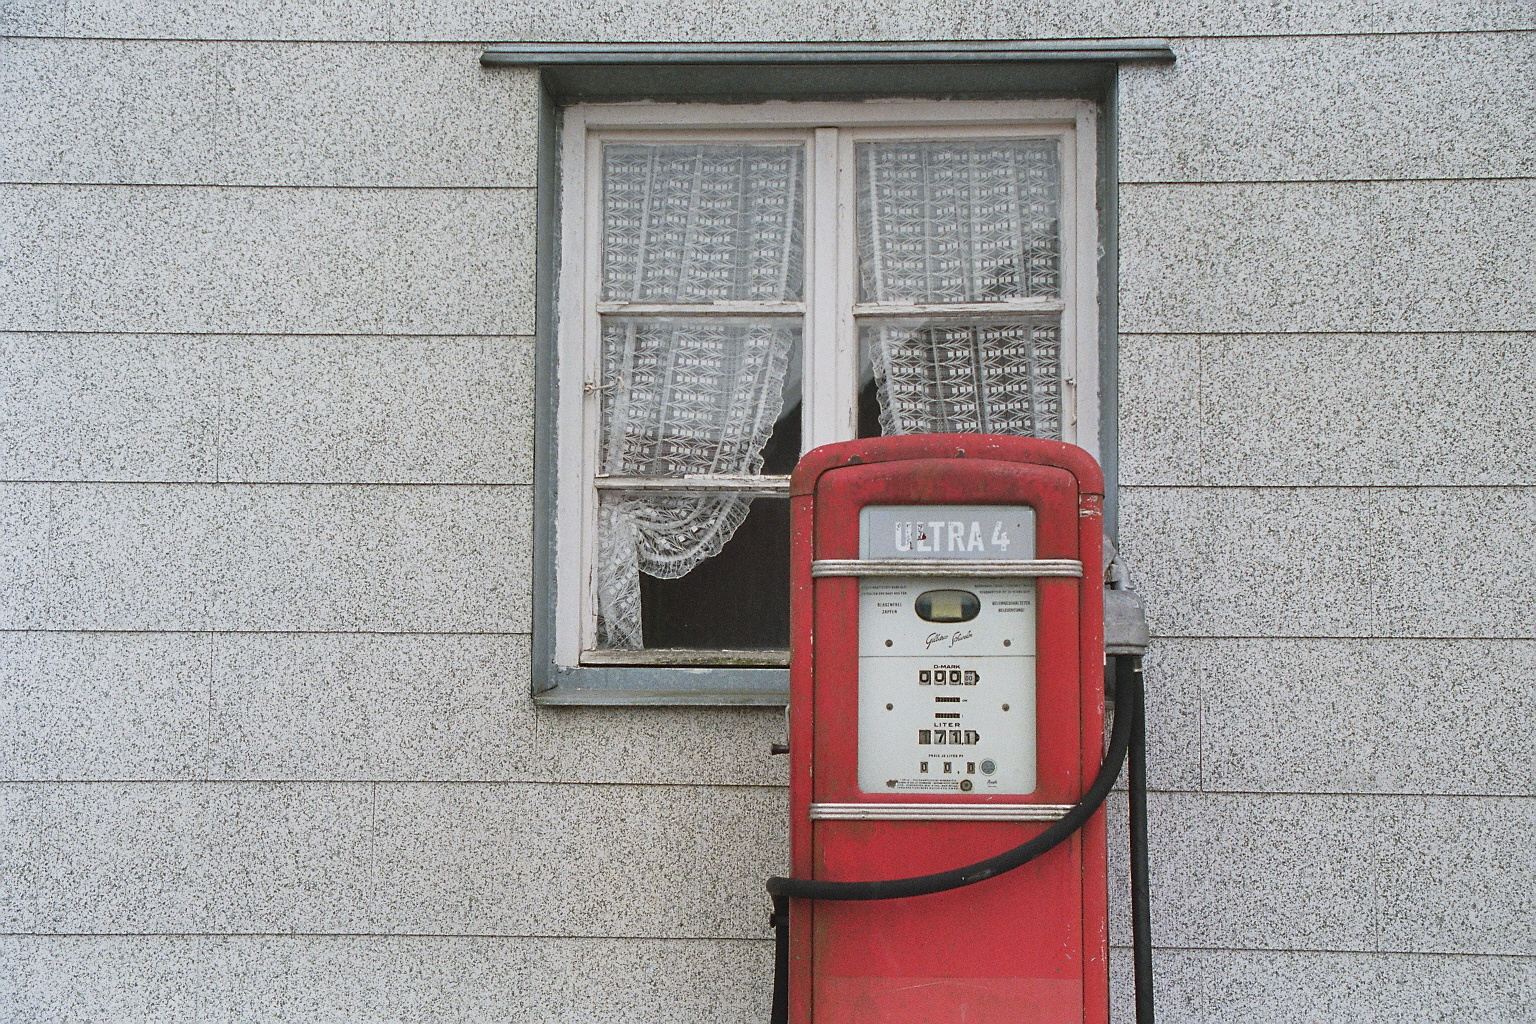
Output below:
[859,505,1037,561]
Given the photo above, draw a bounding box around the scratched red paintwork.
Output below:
[787,435,1107,1024]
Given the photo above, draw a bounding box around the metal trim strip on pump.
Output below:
[810,803,1074,822]
[810,558,1083,578]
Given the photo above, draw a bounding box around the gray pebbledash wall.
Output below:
[1,3,1532,1022]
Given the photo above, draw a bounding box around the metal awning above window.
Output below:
[480,40,1175,103]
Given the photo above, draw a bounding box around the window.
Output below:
[549,100,1101,698]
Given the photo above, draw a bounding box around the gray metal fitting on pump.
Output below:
[1102,538,1150,657]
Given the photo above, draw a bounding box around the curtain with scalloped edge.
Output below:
[595,143,803,650]
[596,319,797,649]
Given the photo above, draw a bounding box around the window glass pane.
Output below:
[595,494,790,652]
[595,318,800,651]
[856,140,1060,303]
[637,496,791,652]
[860,317,1062,438]
[602,143,805,302]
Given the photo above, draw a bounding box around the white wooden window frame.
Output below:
[554,98,1100,672]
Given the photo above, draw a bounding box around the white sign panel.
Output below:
[860,505,1036,560]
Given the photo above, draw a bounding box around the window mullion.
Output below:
[1067,115,1100,455]
[805,126,848,449]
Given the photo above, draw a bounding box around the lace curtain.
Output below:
[865,320,1063,438]
[596,145,803,649]
[857,140,1065,437]
[603,143,804,302]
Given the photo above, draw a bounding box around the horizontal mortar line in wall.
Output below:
[1121,483,1536,491]
[1135,788,1536,800]
[0,775,784,784]
[0,630,1528,642]
[442,778,786,792]
[0,36,490,43]
[12,173,1516,188]
[1123,482,1536,489]
[0,330,536,339]
[5,27,1535,45]
[1107,944,1536,960]
[1123,329,1536,336]
[9,782,1522,797]
[17,176,1530,191]
[0,181,535,191]
[0,628,532,637]
[0,779,788,789]
[9,481,1532,491]
[0,35,560,45]
[0,479,533,486]
[2,175,1529,193]
[1163,27,1536,42]
[1121,175,1536,186]
[1145,634,1536,642]
[0,931,776,942]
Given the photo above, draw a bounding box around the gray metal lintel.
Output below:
[481,39,1176,67]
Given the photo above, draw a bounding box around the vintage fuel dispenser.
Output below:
[766,434,1151,1024]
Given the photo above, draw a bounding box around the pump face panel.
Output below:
[855,504,1040,796]
[787,437,1107,1024]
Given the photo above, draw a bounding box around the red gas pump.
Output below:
[767,434,1140,1024]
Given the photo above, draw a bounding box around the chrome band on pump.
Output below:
[811,558,1083,579]
[810,802,1073,822]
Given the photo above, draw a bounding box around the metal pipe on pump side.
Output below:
[1105,539,1155,1024]
[766,435,1154,1024]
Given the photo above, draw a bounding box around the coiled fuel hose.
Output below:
[766,655,1149,1024]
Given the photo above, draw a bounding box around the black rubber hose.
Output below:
[1128,658,1155,1024]
[769,893,789,1024]
[767,655,1134,903]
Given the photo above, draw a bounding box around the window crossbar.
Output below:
[582,648,791,667]
[853,300,1064,317]
[594,474,792,496]
[596,301,805,316]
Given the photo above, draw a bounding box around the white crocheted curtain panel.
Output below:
[865,319,1063,438]
[596,143,803,650]
[857,139,1064,438]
